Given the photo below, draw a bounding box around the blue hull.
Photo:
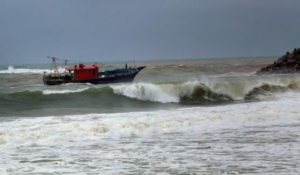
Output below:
[43,66,145,85]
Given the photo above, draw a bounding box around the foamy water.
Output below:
[42,88,90,95]
[0,66,65,74]
[112,83,180,103]
[1,58,300,174]
[1,93,300,174]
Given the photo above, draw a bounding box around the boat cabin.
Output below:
[67,64,100,81]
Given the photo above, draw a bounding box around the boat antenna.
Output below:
[62,59,70,73]
[63,59,69,67]
[47,56,60,73]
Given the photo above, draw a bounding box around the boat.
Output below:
[43,57,145,85]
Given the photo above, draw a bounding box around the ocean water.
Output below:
[1,57,300,174]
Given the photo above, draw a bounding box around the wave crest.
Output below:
[111,82,234,104]
[112,83,179,103]
[1,80,300,109]
[179,84,233,104]
[244,83,300,100]
[42,88,90,95]
[0,66,64,74]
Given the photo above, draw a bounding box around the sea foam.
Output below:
[1,92,299,145]
[112,83,179,103]
[0,66,64,74]
[0,93,300,174]
[42,88,90,95]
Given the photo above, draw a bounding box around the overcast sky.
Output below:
[0,0,300,64]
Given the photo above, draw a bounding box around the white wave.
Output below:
[0,93,299,145]
[191,74,300,100]
[124,80,233,103]
[112,83,179,103]
[42,88,89,95]
[0,66,65,74]
[111,81,224,103]
[0,93,300,173]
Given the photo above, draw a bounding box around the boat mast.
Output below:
[47,56,69,73]
[47,56,60,73]
[64,59,69,67]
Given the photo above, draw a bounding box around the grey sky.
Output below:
[0,0,300,64]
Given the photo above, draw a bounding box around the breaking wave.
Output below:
[1,79,300,111]
[244,83,299,100]
[0,66,64,74]
[42,88,90,95]
[1,85,300,174]
[112,82,234,104]
[112,83,179,103]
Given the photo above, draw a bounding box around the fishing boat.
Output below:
[43,57,145,85]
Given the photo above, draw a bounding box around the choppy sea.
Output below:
[0,57,300,174]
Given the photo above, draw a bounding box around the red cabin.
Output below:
[67,64,101,81]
